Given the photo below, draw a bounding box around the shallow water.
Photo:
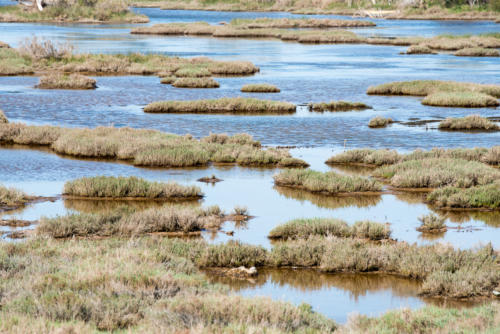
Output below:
[0,6,499,324]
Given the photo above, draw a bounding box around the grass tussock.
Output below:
[229,17,375,29]
[0,38,259,77]
[373,158,500,189]
[131,22,216,35]
[417,213,447,232]
[438,114,499,131]
[241,83,280,93]
[454,47,500,57]
[345,302,500,334]
[268,218,391,241]
[273,169,382,194]
[0,110,7,123]
[404,45,436,54]
[172,77,220,88]
[0,123,306,168]
[308,101,371,112]
[144,97,296,114]
[36,73,97,89]
[269,236,500,298]
[0,184,29,207]
[368,116,393,128]
[367,80,500,108]
[427,182,500,209]
[0,0,148,23]
[160,76,176,84]
[63,176,202,199]
[37,205,232,237]
[326,147,500,167]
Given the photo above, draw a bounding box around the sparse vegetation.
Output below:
[36,73,97,89]
[368,116,393,128]
[455,47,500,57]
[427,182,500,209]
[308,101,371,112]
[374,158,500,189]
[144,97,296,114]
[367,80,500,108]
[0,123,306,168]
[63,176,202,199]
[0,110,7,123]
[273,169,382,194]
[0,0,148,23]
[438,115,499,131]
[0,39,259,77]
[417,213,447,232]
[241,83,280,93]
[172,77,220,88]
[268,218,391,240]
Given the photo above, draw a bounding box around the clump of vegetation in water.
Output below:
[367,80,500,108]
[417,213,447,232]
[0,0,149,23]
[373,158,500,189]
[454,47,500,57]
[228,17,375,28]
[0,37,259,76]
[438,114,499,131]
[368,116,393,128]
[268,218,391,240]
[36,73,97,89]
[326,147,500,167]
[0,110,8,123]
[308,101,371,112]
[0,123,307,168]
[160,76,176,84]
[63,176,202,199]
[144,97,296,114]
[403,45,436,54]
[0,184,29,207]
[174,66,212,77]
[241,83,280,93]
[427,181,500,209]
[172,77,220,88]
[273,169,382,194]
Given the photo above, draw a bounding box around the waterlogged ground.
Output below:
[0,5,499,324]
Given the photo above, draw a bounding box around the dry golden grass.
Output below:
[241,83,280,93]
[0,123,306,168]
[368,116,393,128]
[172,77,220,88]
[0,184,29,207]
[229,17,375,28]
[273,169,382,194]
[144,97,296,114]
[131,22,216,35]
[0,110,7,123]
[438,115,499,131]
[454,47,500,57]
[368,80,500,108]
[308,101,371,112]
[63,176,202,199]
[36,73,97,89]
[404,45,436,54]
[160,76,176,84]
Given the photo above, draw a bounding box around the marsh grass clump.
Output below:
[160,76,176,84]
[37,205,230,237]
[367,80,500,108]
[0,110,7,123]
[63,176,202,199]
[0,184,29,207]
[131,22,216,35]
[172,77,220,88]
[374,158,500,189]
[326,149,401,166]
[455,47,500,57]
[268,218,390,240]
[241,83,280,93]
[36,73,97,90]
[417,213,447,232]
[273,169,382,194]
[438,115,499,131]
[427,182,500,209]
[0,123,303,168]
[229,17,375,29]
[368,116,393,128]
[144,97,296,114]
[404,45,436,54]
[308,101,371,112]
[174,66,212,77]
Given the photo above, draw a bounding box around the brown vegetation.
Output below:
[241,83,280,93]
[438,115,499,131]
[0,110,7,123]
[172,77,220,88]
[454,47,500,57]
[368,116,393,128]
[308,101,371,112]
[36,73,97,89]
